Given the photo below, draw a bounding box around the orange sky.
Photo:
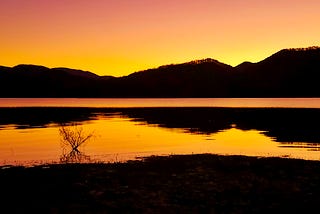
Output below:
[1,0,319,76]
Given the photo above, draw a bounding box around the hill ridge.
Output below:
[0,46,320,97]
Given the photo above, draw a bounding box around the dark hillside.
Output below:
[233,47,320,97]
[1,47,320,97]
[110,59,233,97]
[0,65,107,97]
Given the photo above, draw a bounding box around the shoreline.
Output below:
[1,154,320,213]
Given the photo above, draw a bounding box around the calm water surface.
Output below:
[1,98,320,165]
[1,98,320,108]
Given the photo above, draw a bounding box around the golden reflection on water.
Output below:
[0,127,60,165]
[1,116,319,166]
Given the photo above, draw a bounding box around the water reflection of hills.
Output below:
[0,108,97,129]
[1,107,320,147]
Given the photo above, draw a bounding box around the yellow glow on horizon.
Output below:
[0,0,319,76]
[0,45,306,77]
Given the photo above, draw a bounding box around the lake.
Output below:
[1,98,320,166]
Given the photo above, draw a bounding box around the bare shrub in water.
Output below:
[59,123,95,163]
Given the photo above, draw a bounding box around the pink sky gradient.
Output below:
[1,0,319,76]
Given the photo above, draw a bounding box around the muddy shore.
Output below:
[1,154,320,213]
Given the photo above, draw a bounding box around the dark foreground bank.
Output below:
[1,154,320,213]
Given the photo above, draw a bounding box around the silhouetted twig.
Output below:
[59,123,95,163]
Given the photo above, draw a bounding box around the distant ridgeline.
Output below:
[1,47,320,97]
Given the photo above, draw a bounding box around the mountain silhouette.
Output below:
[105,58,233,97]
[0,65,107,97]
[0,47,319,97]
[233,47,320,97]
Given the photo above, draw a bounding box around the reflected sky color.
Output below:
[1,98,320,108]
[2,98,320,165]
[0,0,319,76]
[0,114,319,166]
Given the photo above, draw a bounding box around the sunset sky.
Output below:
[1,0,319,76]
